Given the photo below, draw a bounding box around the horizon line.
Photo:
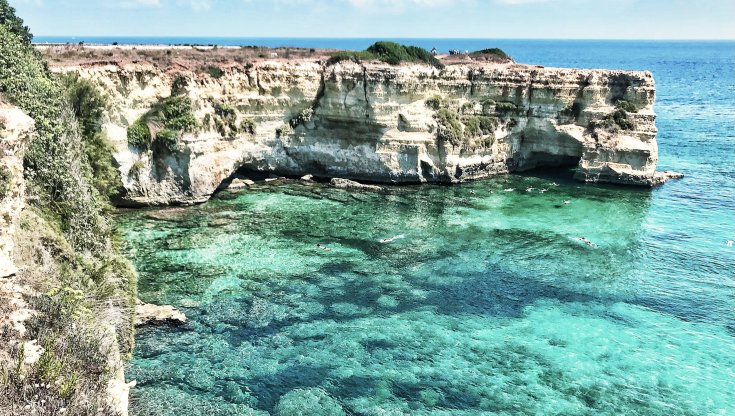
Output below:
[32,35,735,42]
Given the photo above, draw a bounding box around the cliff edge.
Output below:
[45,46,671,206]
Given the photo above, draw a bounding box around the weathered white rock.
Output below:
[53,60,673,206]
[135,301,187,327]
[228,178,255,189]
[0,99,34,278]
[330,178,383,192]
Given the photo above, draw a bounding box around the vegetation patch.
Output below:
[328,41,443,69]
[425,95,443,111]
[435,108,464,147]
[127,95,197,152]
[599,108,635,131]
[240,118,256,135]
[494,101,518,114]
[171,74,188,96]
[463,115,498,138]
[470,48,513,62]
[59,73,121,200]
[200,65,225,79]
[289,108,314,128]
[614,100,640,113]
[0,165,11,200]
[0,5,136,414]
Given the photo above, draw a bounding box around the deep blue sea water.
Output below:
[116,40,735,415]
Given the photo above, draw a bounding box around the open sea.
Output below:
[115,39,735,415]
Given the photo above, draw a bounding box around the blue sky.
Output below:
[10,0,735,39]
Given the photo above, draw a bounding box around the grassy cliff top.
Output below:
[37,42,514,70]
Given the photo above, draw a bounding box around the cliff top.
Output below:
[37,43,517,71]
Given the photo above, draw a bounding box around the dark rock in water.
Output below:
[135,300,187,327]
[145,207,188,221]
[330,178,382,192]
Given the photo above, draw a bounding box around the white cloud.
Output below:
[177,0,212,10]
[119,0,162,8]
[494,0,551,4]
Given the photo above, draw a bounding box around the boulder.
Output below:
[135,301,187,327]
[330,178,383,192]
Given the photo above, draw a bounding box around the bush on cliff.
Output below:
[435,108,464,147]
[471,48,513,62]
[0,2,136,414]
[0,165,11,200]
[327,41,443,69]
[128,119,152,150]
[59,73,122,200]
[128,95,196,152]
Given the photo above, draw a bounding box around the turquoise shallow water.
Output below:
[119,41,735,415]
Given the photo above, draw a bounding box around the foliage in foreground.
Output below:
[0,1,137,414]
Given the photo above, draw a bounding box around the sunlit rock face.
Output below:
[0,99,33,278]
[57,59,659,206]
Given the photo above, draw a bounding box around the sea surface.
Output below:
[117,40,735,415]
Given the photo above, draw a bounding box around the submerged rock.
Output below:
[135,301,187,327]
[330,178,383,192]
[228,178,255,189]
[652,170,684,185]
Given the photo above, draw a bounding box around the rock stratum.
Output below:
[51,53,667,206]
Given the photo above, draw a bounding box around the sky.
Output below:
[9,0,735,39]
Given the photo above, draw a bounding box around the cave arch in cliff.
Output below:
[514,126,585,173]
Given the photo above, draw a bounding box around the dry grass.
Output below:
[38,44,333,71]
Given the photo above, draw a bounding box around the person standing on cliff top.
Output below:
[431,47,437,56]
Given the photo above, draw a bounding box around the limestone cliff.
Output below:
[0,99,33,278]
[54,57,666,206]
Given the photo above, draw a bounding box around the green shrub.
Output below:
[213,101,236,119]
[0,0,32,44]
[241,118,256,135]
[155,128,179,152]
[463,115,498,137]
[328,42,443,69]
[201,65,224,78]
[0,20,109,252]
[127,120,151,150]
[129,160,145,179]
[425,95,443,110]
[461,102,475,114]
[276,123,292,138]
[58,73,121,199]
[326,50,378,66]
[129,96,196,151]
[615,100,639,113]
[601,108,635,131]
[289,107,314,128]
[435,108,464,147]
[158,96,197,132]
[0,165,11,200]
[471,48,512,61]
[495,101,518,114]
[171,74,188,96]
[0,8,137,415]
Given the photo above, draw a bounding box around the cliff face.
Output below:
[0,99,32,278]
[59,59,661,206]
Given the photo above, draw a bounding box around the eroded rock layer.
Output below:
[58,60,660,206]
